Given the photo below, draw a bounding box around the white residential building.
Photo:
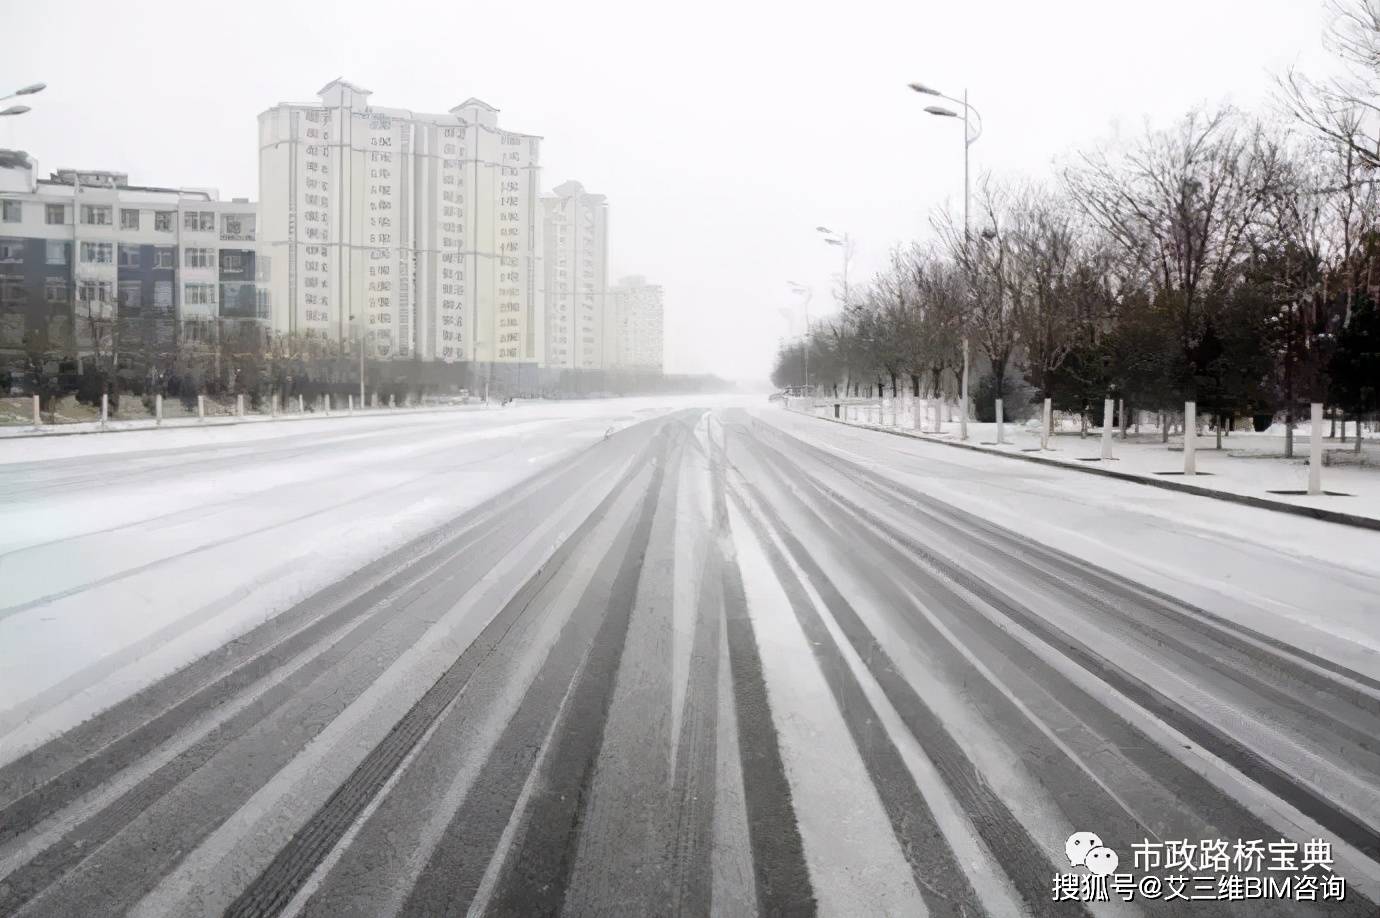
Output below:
[609,275,664,372]
[0,151,260,362]
[258,80,543,367]
[540,180,608,370]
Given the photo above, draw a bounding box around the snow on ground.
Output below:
[817,402,1380,522]
[757,405,1380,683]
[0,395,753,761]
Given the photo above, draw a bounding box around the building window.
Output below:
[82,205,112,226]
[45,279,68,303]
[118,244,141,268]
[0,240,21,262]
[223,216,242,236]
[46,204,66,225]
[154,247,174,269]
[184,282,215,305]
[155,211,173,232]
[1,201,20,223]
[79,281,112,303]
[184,247,213,269]
[46,240,66,265]
[184,211,215,232]
[119,281,143,309]
[0,275,22,307]
[120,208,140,230]
[81,241,113,264]
[222,252,242,271]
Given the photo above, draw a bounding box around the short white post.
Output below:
[888,397,897,427]
[271,393,278,417]
[1101,398,1115,460]
[933,399,943,434]
[995,399,1005,444]
[389,394,395,408]
[101,392,109,428]
[155,393,163,426]
[1308,402,1324,495]
[325,393,332,415]
[1184,401,1197,475]
[914,398,926,431]
[298,394,304,413]
[236,394,244,417]
[1041,398,1053,449]
[32,394,40,427]
[197,394,204,421]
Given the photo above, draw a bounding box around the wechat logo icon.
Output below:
[1066,832,1118,876]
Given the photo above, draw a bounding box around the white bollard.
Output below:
[1101,398,1114,460]
[271,393,278,417]
[236,394,244,417]
[298,394,305,414]
[32,394,40,427]
[155,394,163,426]
[933,399,943,434]
[1041,398,1053,449]
[914,398,926,431]
[348,394,354,413]
[197,394,205,421]
[325,393,332,415]
[995,398,1005,444]
[1184,401,1197,475]
[389,394,395,408]
[1308,402,1323,495]
[101,392,109,428]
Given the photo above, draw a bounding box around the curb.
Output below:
[0,403,496,440]
[807,411,1380,533]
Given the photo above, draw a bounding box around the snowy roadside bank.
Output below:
[797,408,1380,531]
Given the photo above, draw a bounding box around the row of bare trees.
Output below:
[774,0,1380,454]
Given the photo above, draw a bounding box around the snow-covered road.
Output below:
[0,401,1376,916]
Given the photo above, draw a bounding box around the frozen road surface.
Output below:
[1,400,1378,916]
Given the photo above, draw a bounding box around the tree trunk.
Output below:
[1162,411,1169,443]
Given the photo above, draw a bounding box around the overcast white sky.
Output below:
[3,0,1339,381]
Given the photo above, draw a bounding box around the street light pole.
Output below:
[910,81,982,440]
[788,281,813,394]
[350,314,364,405]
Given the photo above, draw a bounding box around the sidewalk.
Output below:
[0,400,494,439]
[804,405,1380,530]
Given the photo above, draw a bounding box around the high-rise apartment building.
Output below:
[608,275,664,372]
[258,80,542,370]
[540,180,608,371]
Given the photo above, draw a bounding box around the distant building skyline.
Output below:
[1,77,663,379]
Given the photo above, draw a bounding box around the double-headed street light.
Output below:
[815,226,850,306]
[909,80,983,440]
[1,82,46,118]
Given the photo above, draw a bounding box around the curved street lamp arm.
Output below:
[935,92,983,144]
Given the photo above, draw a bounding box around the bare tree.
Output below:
[1279,0,1380,172]
[1064,109,1285,402]
[933,184,1020,407]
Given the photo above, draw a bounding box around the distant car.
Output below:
[768,391,786,403]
